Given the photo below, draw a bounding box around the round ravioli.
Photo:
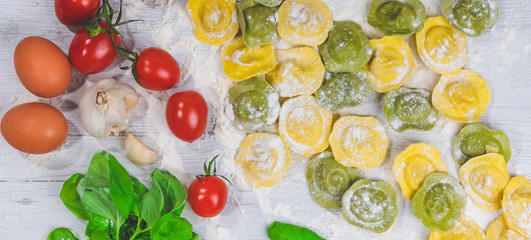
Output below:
[367,0,426,36]
[412,172,467,232]
[329,116,389,168]
[430,215,486,240]
[502,176,531,239]
[319,21,373,73]
[237,0,279,48]
[383,87,438,132]
[393,143,447,200]
[228,77,280,132]
[443,0,499,37]
[486,216,526,240]
[279,96,332,156]
[235,132,291,187]
[432,69,491,123]
[453,123,512,166]
[459,153,510,211]
[363,36,415,93]
[266,47,325,97]
[307,151,361,209]
[416,16,467,74]
[277,0,333,46]
[221,36,276,82]
[187,0,239,46]
[315,71,371,112]
[342,179,399,233]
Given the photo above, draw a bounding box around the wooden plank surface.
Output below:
[1,0,531,239]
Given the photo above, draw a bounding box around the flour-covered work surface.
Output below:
[1,0,531,239]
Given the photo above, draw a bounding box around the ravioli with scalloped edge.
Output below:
[416,16,467,74]
[329,116,389,168]
[228,77,280,132]
[443,0,499,37]
[279,96,332,156]
[432,69,491,123]
[187,0,239,46]
[342,179,399,233]
[319,21,372,73]
[384,87,438,132]
[393,143,447,200]
[459,153,510,211]
[266,47,325,97]
[277,0,333,46]
[235,132,291,187]
[453,123,512,166]
[502,176,531,239]
[486,216,526,240]
[364,36,415,93]
[221,36,276,82]
[315,71,371,112]
[413,172,466,232]
[307,151,361,209]
[237,0,279,48]
[368,0,427,36]
[430,215,486,240]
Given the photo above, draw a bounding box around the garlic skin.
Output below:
[80,78,139,138]
[125,133,158,166]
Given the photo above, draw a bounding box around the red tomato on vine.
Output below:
[55,0,100,27]
[188,156,230,218]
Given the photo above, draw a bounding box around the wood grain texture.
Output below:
[1,0,531,239]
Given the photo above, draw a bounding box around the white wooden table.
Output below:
[1,0,530,239]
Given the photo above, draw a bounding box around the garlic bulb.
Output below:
[125,133,158,166]
[80,78,139,138]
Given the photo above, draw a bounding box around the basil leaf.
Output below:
[108,154,134,218]
[150,212,193,240]
[191,232,199,240]
[60,173,89,220]
[267,222,326,240]
[47,228,78,240]
[131,177,147,217]
[172,205,185,217]
[140,169,187,226]
[85,214,113,237]
[89,230,112,240]
[139,181,165,227]
[77,151,122,222]
[151,169,187,215]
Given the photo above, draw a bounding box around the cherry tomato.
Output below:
[55,0,100,27]
[135,47,180,91]
[188,156,228,218]
[166,91,208,143]
[69,22,121,74]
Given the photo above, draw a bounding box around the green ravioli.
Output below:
[453,123,512,166]
[237,0,279,48]
[443,0,499,37]
[383,87,438,132]
[315,71,371,112]
[367,0,426,36]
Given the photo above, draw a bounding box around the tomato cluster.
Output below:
[56,0,208,143]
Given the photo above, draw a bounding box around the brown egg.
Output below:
[14,36,72,98]
[1,102,68,154]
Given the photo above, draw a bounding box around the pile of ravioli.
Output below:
[186,0,531,238]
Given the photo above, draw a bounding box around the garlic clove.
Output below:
[125,95,139,111]
[125,133,158,166]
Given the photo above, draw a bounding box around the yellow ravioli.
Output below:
[459,153,510,211]
[266,47,325,97]
[329,116,389,168]
[393,143,447,200]
[221,36,276,82]
[279,96,332,156]
[502,176,531,239]
[487,216,526,240]
[186,0,239,46]
[277,0,333,46]
[416,16,466,74]
[235,132,291,187]
[432,69,491,123]
[430,215,486,240]
[363,36,416,93]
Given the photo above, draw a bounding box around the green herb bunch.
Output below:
[47,151,197,240]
